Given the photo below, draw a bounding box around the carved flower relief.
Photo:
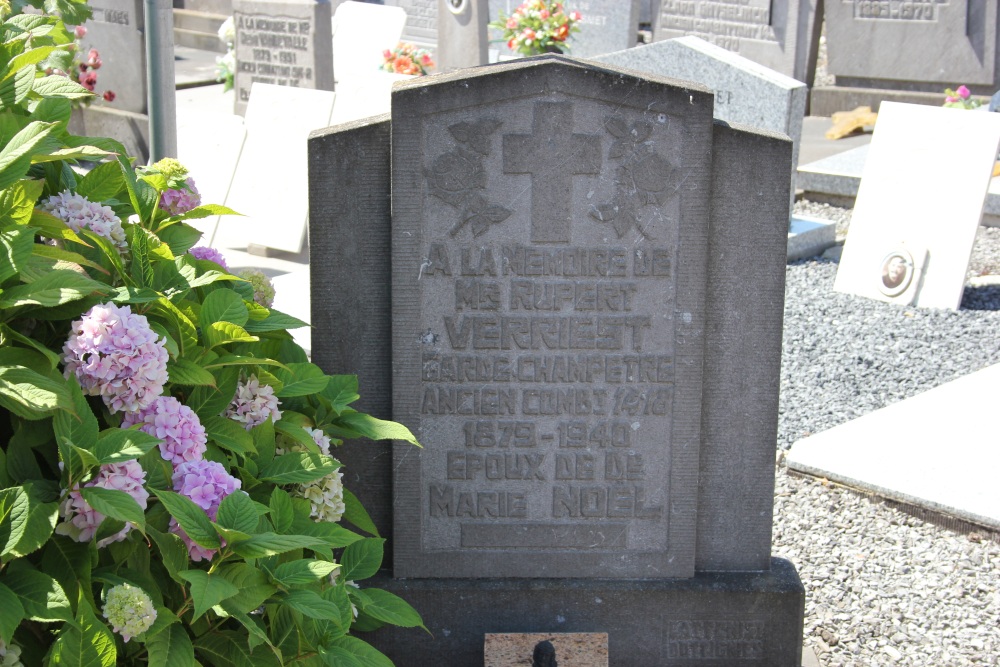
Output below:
[425,119,512,238]
[590,115,679,240]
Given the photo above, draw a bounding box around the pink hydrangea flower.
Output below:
[121,396,207,465]
[188,246,230,271]
[42,190,127,252]
[55,460,149,547]
[159,177,201,216]
[225,374,281,430]
[62,302,169,414]
[169,459,241,561]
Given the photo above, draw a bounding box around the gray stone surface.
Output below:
[357,559,805,666]
[699,119,790,571]
[824,0,999,92]
[786,216,836,262]
[385,0,438,49]
[231,0,334,115]
[80,0,146,114]
[436,0,489,71]
[68,105,149,164]
[488,0,640,60]
[595,35,806,213]
[653,0,821,83]
[391,57,714,579]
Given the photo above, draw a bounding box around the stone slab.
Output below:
[832,103,1000,309]
[653,0,821,83]
[787,363,1000,532]
[329,73,410,125]
[488,0,640,60]
[355,560,805,666]
[79,0,146,114]
[232,0,334,115]
[485,633,608,667]
[824,0,999,91]
[68,105,150,165]
[332,1,407,82]
[437,0,489,72]
[787,215,836,261]
[385,0,438,49]
[226,82,335,253]
[391,56,715,580]
[595,35,807,213]
[176,111,246,242]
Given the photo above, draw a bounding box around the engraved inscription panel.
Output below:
[850,0,945,22]
[663,620,767,661]
[235,14,316,103]
[414,95,687,571]
[659,0,777,51]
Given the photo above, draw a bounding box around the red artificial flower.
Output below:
[103,90,116,102]
[79,70,98,91]
[555,24,569,40]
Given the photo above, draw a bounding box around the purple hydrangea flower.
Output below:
[42,190,127,252]
[169,459,241,561]
[188,245,230,272]
[55,460,149,546]
[62,302,169,413]
[225,374,281,430]
[160,177,202,216]
[121,396,207,465]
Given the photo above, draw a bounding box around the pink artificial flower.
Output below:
[522,28,536,42]
[86,48,102,69]
[75,25,87,38]
[539,9,549,19]
[506,17,518,29]
[570,10,581,20]
[956,85,971,99]
[946,96,959,104]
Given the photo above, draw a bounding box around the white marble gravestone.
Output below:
[225,83,336,253]
[834,103,1000,310]
[332,1,407,82]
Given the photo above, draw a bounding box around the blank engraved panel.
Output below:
[391,58,713,579]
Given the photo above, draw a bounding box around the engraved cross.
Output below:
[503,101,602,243]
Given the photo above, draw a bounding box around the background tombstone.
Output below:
[436,0,489,71]
[653,0,820,83]
[71,0,177,162]
[488,0,640,61]
[834,102,1000,310]
[332,1,407,83]
[231,0,334,116]
[595,35,807,214]
[813,2,999,115]
[384,0,439,51]
[309,56,804,664]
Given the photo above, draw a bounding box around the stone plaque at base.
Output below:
[485,633,609,667]
[309,55,802,665]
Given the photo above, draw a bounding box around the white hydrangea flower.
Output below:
[103,583,157,642]
[218,16,235,45]
[0,639,24,667]
[299,469,345,523]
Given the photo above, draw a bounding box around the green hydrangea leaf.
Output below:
[80,487,146,532]
[271,559,339,587]
[258,452,339,485]
[179,570,239,621]
[93,427,162,465]
[339,538,384,582]
[152,490,220,550]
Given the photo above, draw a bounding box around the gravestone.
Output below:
[437,0,489,71]
[488,0,640,60]
[595,35,807,213]
[653,0,820,83]
[226,83,336,254]
[814,1,999,116]
[384,0,438,49]
[231,0,334,116]
[332,1,407,82]
[73,0,177,162]
[834,102,1000,310]
[309,56,803,664]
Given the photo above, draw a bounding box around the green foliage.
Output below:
[0,5,422,665]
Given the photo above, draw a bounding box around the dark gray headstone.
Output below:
[488,0,639,60]
[436,0,489,71]
[308,55,802,664]
[232,0,334,116]
[653,0,820,83]
[391,58,713,580]
[824,1,998,92]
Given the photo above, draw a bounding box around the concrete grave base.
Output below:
[809,86,970,117]
[69,106,149,165]
[357,559,804,667]
[787,216,836,261]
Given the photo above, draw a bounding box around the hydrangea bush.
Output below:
[0,3,422,665]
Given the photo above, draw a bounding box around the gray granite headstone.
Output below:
[232,0,334,116]
[436,0,489,71]
[595,35,806,213]
[385,0,439,49]
[653,0,820,83]
[308,56,803,664]
[824,1,998,92]
[488,0,639,60]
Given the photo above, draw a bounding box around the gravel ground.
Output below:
[775,200,1000,666]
